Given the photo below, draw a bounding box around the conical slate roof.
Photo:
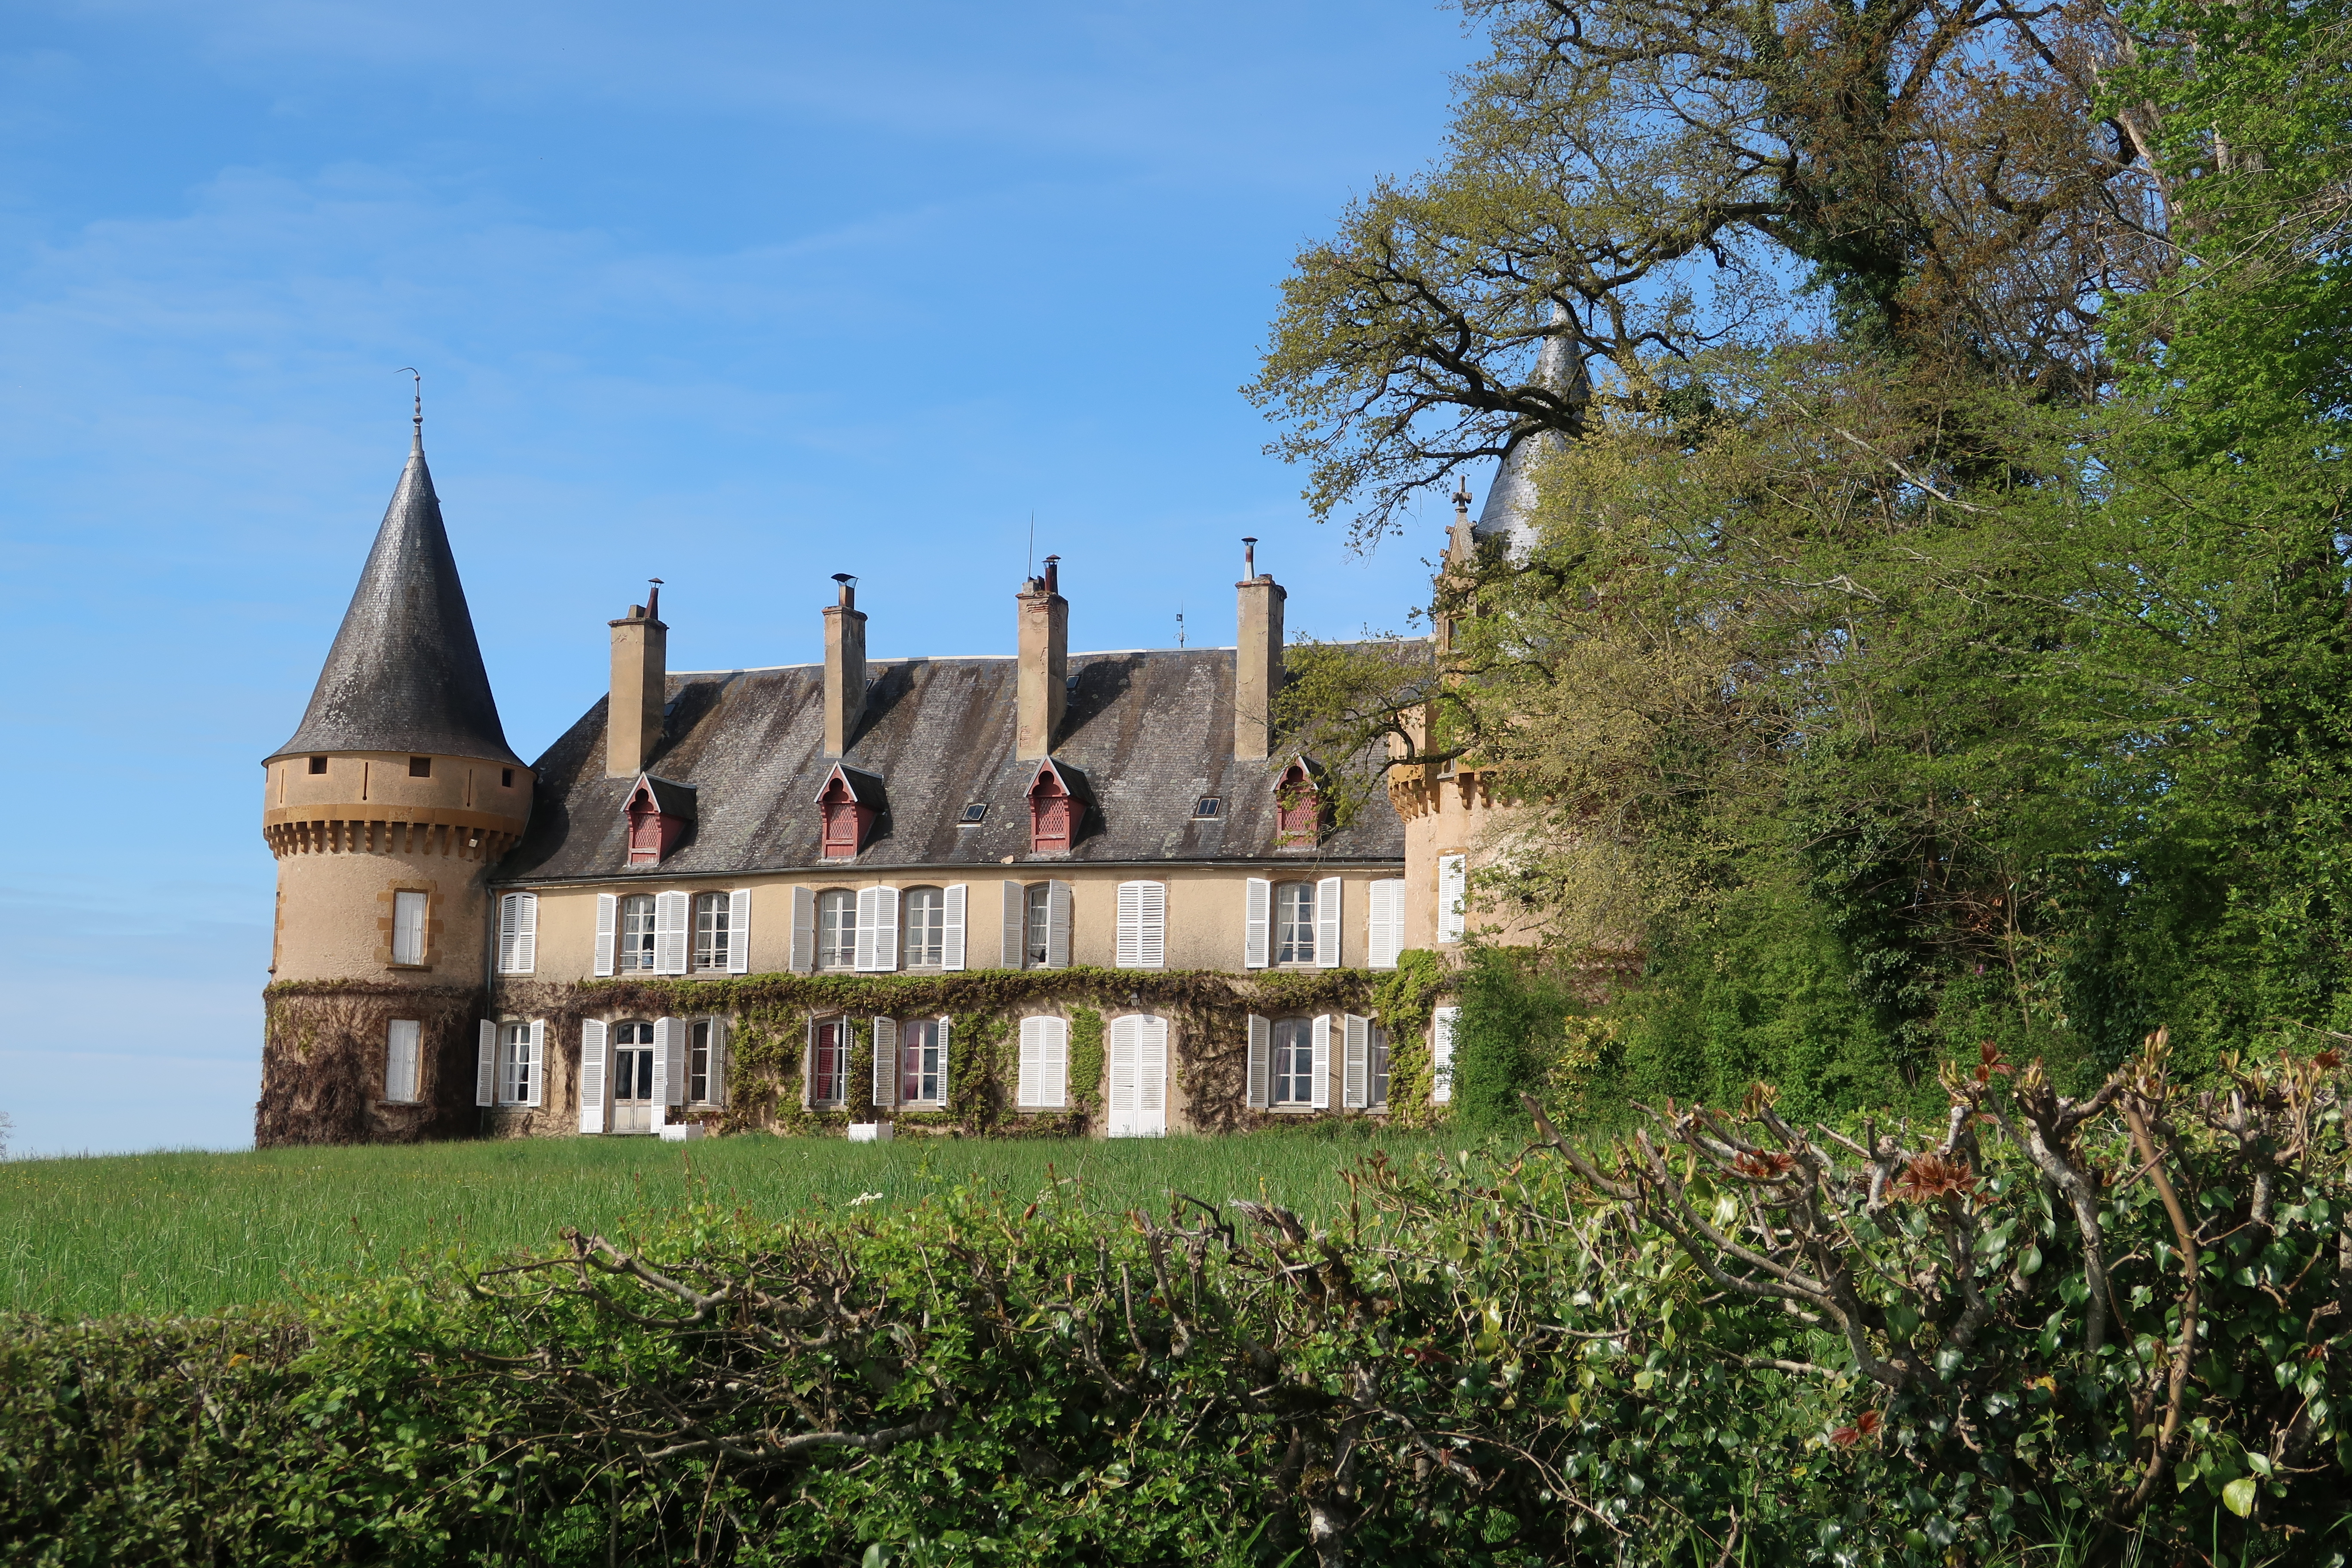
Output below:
[268,428,522,767]
[1475,303,1586,555]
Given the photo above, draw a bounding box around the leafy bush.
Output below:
[4,1037,2347,1565]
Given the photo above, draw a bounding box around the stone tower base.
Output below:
[257,981,484,1147]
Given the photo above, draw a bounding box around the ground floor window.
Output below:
[385,1019,420,1103]
[900,1017,946,1105]
[498,1021,533,1105]
[1272,1017,1316,1106]
[689,1017,723,1104]
[809,1017,849,1107]
[1367,1023,1390,1108]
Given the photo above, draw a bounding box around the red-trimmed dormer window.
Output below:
[1276,758,1323,849]
[625,778,693,866]
[1029,764,1075,854]
[820,776,863,860]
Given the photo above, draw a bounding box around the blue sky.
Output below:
[0,2,1480,1155]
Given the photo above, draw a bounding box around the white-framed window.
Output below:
[384,1019,421,1103]
[1271,1016,1316,1105]
[1368,1023,1391,1108]
[808,1016,850,1107]
[1437,855,1468,944]
[899,1017,948,1106]
[1114,880,1167,969]
[1017,1015,1069,1108]
[1025,882,1052,967]
[903,887,946,968]
[392,890,429,966]
[499,1021,535,1105]
[496,892,537,974]
[1274,882,1316,966]
[689,1017,726,1105]
[619,894,658,972]
[692,892,731,972]
[817,890,857,971]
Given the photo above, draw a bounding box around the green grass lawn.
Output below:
[0,1127,1446,1320]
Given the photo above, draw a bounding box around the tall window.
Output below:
[613,1020,655,1109]
[1025,882,1052,967]
[817,889,857,970]
[689,1018,720,1104]
[619,894,657,972]
[499,1021,534,1105]
[692,892,731,971]
[384,1019,421,1104]
[904,887,945,968]
[391,890,429,965]
[1274,882,1316,966]
[1271,1017,1316,1106]
[1367,1024,1390,1108]
[900,1017,946,1105]
[808,1017,848,1107]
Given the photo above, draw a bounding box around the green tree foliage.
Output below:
[1262,0,2352,1110]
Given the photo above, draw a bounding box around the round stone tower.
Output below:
[256,410,533,1145]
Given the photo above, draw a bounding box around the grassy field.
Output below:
[0,1127,1447,1320]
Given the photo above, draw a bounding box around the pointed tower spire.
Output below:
[1474,300,1588,555]
[268,417,521,766]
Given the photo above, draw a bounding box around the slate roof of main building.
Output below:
[499,646,1415,883]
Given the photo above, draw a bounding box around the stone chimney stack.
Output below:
[1234,539,1286,761]
[822,573,868,756]
[606,581,668,778]
[1016,555,1068,761]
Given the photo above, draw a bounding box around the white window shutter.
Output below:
[1310,1014,1332,1109]
[1108,1014,1138,1133]
[1001,881,1026,968]
[476,1020,496,1106]
[524,1020,546,1108]
[728,888,752,974]
[1018,1015,1043,1107]
[872,1017,899,1109]
[496,894,526,974]
[1316,877,1342,969]
[1042,1015,1068,1108]
[790,885,815,974]
[1045,880,1072,969]
[594,893,618,977]
[1432,1005,1459,1103]
[1438,855,1468,944]
[653,891,690,975]
[935,1015,951,1094]
[652,1017,686,1121]
[941,883,968,971]
[707,1018,728,1107]
[1116,881,1164,970]
[1246,1014,1271,1109]
[872,886,900,971]
[854,887,880,971]
[1243,877,1271,969]
[579,1020,609,1133]
[1342,1014,1369,1109]
[1138,1015,1167,1134]
[1367,879,1404,971]
[1115,882,1142,968]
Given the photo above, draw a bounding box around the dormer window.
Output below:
[1025,758,1090,855]
[1275,758,1323,849]
[623,774,698,866]
[814,764,883,861]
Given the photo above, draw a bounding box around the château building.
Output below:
[256,411,1532,1144]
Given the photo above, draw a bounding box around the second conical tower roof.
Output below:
[268,425,521,767]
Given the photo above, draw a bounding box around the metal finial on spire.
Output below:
[397,367,422,447]
[1452,478,1473,514]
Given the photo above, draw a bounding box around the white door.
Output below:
[1106,1015,1168,1138]
[611,1021,656,1133]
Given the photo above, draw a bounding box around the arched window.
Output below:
[1274,881,1317,966]
[1030,773,1072,853]
[820,777,862,858]
[1275,758,1322,848]
[1025,882,1052,967]
[816,888,857,971]
[899,1016,948,1106]
[609,1020,657,1131]
[903,886,946,968]
[1271,1017,1317,1106]
[692,891,732,971]
[619,894,657,972]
